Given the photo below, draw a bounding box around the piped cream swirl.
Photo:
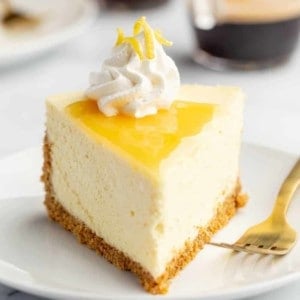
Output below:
[86,18,180,118]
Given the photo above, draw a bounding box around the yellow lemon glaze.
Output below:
[66,100,214,172]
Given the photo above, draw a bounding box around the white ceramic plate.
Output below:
[0,0,98,67]
[0,144,299,300]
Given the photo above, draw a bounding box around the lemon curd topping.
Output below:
[66,100,214,172]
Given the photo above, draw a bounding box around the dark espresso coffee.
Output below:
[194,17,300,62]
[102,0,169,9]
[190,0,300,68]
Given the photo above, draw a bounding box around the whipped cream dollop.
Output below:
[86,22,180,118]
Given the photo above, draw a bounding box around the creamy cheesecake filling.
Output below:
[46,85,244,279]
[47,106,160,273]
[156,114,241,273]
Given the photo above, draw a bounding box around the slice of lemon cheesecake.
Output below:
[42,17,247,294]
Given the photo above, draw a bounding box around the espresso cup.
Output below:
[100,0,170,10]
[188,0,300,70]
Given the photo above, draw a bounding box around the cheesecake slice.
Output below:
[42,84,246,294]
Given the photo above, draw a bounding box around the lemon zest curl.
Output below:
[114,16,172,60]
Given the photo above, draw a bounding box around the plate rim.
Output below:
[0,0,99,67]
[0,262,298,300]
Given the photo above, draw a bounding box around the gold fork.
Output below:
[210,158,300,255]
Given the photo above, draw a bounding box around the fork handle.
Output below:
[272,158,300,219]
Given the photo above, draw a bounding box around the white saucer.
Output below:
[0,144,299,300]
[0,0,98,67]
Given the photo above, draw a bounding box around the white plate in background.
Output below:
[0,144,299,299]
[0,0,98,67]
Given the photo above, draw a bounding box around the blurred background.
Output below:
[0,0,300,299]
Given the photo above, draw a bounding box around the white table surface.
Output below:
[0,0,299,299]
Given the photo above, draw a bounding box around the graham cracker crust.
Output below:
[42,135,247,294]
